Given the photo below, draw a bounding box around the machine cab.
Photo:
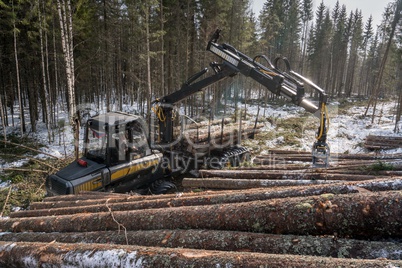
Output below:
[45,111,163,196]
[84,112,151,166]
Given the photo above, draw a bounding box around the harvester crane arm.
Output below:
[153,29,330,166]
[152,62,238,144]
[206,29,330,166]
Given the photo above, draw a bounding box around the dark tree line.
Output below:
[0,0,401,141]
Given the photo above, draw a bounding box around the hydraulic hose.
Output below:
[316,103,329,141]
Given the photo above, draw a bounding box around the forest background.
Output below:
[0,0,401,144]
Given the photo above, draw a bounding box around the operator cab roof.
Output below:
[88,112,143,129]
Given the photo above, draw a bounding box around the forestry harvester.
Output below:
[46,29,329,196]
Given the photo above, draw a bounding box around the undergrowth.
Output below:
[368,161,394,172]
[0,134,45,162]
[0,135,71,216]
[0,157,72,216]
[243,112,317,154]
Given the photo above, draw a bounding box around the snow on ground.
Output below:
[244,99,402,155]
[1,99,401,172]
[328,101,402,154]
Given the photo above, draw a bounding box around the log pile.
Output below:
[176,118,263,154]
[0,149,402,267]
[365,135,402,150]
[185,149,402,189]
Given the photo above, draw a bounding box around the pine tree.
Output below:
[300,0,313,73]
[259,0,285,55]
[307,2,332,88]
[394,14,402,131]
[282,0,302,64]
[366,0,402,121]
[344,9,363,97]
[330,3,347,96]
[358,15,374,96]
[56,0,78,159]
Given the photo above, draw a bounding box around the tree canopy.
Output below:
[0,0,401,137]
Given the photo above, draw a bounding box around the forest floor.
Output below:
[0,98,401,215]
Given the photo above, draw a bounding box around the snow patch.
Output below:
[0,181,10,188]
[371,248,402,260]
[62,249,144,268]
[0,242,16,252]
[22,256,39,267]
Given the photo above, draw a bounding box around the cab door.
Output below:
[106,120,161,190]
[101,168,111,188]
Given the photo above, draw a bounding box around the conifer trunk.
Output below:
[0,241,400,267]
[2,191,402,239]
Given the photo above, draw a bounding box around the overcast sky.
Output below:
[251,0,394,28]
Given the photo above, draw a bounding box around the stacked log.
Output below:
[365,135,402,150]
[182,149,402,190]
[2,230,402,260]
[1,241,400,267]
[0,185,402,266]
[253,149,402,165]
[1,149,402,266]
[176,118,263,154]
[175,117,235,132]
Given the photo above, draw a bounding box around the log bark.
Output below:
[198,169,385,181]
[249,160,402,174]
[179,121,262,137]
[12,183,358,218]
[183,178,338,189]
[1,230,401,260]
[319,170,402,176]
[2,191,402,239]
[253,156,312,164]
[365,135,402,150]
[255,151,402,168]
[182,125,261,143]
[16,179,402,218]
[236,164,309,170]
[43,191,130,202]
[264,150,311,155]
[253,158,398,166]
[0,241,400,268]
[357,178,402,191]
[315,161,402,171]
[265,149,402,159]
[178,117,234,130]
[29,190,222,210]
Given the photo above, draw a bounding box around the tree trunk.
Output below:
[365,0,402,121]
[1,229,401,260]
[0,94,6,145]
[198,169,383,181]
[56,0,78,159]
[38,2,51,143]
[52,23,59,133]
[27,178,402,212]
[12,2,25,135]
[145,3,152,141]
[159,0,165,97]
[2,191,402,239]
[365,135,402,149]
[29,190,219,210]
[11,183,359,218]
[183,178,338,189]
[395,60,402,132]
[0,241,400,268]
